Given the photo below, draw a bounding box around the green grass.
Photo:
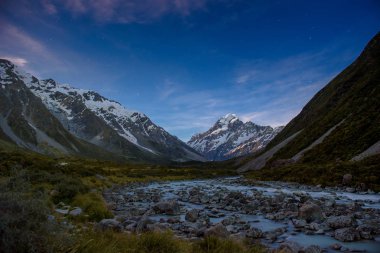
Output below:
[71,193,113,221]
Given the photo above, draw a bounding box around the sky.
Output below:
[0,0,379,141]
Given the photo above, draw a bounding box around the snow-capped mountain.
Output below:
[188,113,283,161]
[0,59,204,162]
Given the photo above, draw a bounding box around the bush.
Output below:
[0,176,60,253]
[194,236,262,253]
[137,232,186,253]
[72,193,113,221]
[52,176,89,203]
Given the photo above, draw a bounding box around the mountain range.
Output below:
[188,114,283,161]
[0,59,204,163]
[1,32,379,168]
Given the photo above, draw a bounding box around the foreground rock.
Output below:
[153,200,180,215]
[299,202,323,222]
[204,224,230,238]
[97,219,122,232]
[334,227,361,242]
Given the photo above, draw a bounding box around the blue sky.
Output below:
[1,0,379,141]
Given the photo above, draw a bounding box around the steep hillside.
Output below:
[188,114,283,160]
[239,32,380,172]
[0,59,132,161]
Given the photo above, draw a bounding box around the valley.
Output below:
[0,2,379,253]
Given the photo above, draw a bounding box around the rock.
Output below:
[278,241,302,253]
[185,209,199,222]
[329,243,342,250]
[153,200,180,215]
[221,217,235,226]
[136,217,154,233]
[69,207,82,216]
[55,208,69,215]
[326,215,354,229]
[342,174,352,185]
[304,245,322,253]
[306,222,320,231]
[204,224,230,238]
[146,223,168,232]
[97,219,122,232]
[299,202,323,222]
[315,229,324,235]
[167,217,180,224]
[334,227,361,242]
[246,227,263,238]
[292,219,307,228]
[324,198,335,208]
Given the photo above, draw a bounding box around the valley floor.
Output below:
[1,149,379,253]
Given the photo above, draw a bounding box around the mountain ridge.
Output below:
[0,59,204,162]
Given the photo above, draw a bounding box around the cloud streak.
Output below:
[42,0,208,23]
[151,50,341,141]
[0,56,28,67]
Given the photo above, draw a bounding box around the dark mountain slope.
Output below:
[239,32,380,172]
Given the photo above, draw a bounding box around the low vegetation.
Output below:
[247,154,380,191]
[0,148,261,253]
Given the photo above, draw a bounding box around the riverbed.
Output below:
[103,177,380,252]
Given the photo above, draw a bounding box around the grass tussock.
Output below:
[69,230,264,253]
[71,192,113,221]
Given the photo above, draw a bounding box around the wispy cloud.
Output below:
[0,56,28,67]
[159,79,181,100]
[0,22,59,66]
[41,0,208,23]
[41,0,57,15]
[151,50,342,141]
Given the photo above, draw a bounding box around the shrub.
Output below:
[72,192,113,221]
[0,176,61,253]
[52,177,89,203]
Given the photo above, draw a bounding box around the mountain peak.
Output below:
[188,113,283,161]
[217,113,239,125]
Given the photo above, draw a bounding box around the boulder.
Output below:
[204,224,230,238]
[185,209,199,222]
[69,207,82,216]
[326,215,354,229]
[278,241,302,253]
[342,174,352,185]
[304,245,322,253]
[299,202,323,222]
[329,243,342,250]
[334,228,360,242]
[136,217,154,233]
[97,219,122,232]
[246,227,263,238]
[153,200,180,215]
[292,219,307,228]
